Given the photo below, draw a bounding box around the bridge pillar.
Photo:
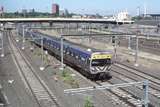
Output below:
[49,22,53,27]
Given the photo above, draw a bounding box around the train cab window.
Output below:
[87,59,90,64]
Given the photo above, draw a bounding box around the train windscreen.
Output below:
[91,53,112,66]
[91,59,111,66]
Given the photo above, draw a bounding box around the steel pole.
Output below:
[68,23,70,35]
[60,36,64,71]
[134,36,139,66]
[143,80,149,107]
[40,36,44,71]
[128,36,131,50]
[1,30,4,57]
[114,36,117,63]
[16,28,20,42]
[88,24,90,43]
[22,25,25,50]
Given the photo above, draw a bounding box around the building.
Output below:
[29,9,35,13]
[145,14,160,20]
[22,9,27,17]
[0,6,4,17]
[116,10,130,21]
[52,4,59,15]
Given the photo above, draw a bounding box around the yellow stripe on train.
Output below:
[91,54,112,60]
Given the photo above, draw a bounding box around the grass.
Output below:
[84,96,94,107]
[32,47,79,88]
[61,69,79,88]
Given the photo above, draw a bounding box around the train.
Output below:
[20,28,113,80]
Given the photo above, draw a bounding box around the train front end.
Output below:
[90,51,112,80]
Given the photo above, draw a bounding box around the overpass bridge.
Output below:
[0,18,134,24]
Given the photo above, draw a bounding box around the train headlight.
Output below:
[90,67,95,71]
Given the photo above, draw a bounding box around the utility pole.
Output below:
[60,35,64,71]
[0,23,4,57]
[68,23,70,35]
[134,35,139,67]
[114,35,117,63]
[40,35,44,71]
[128,36,131,50]
[143,80,149,107]
[22,25,25,50]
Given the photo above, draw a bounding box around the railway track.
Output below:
[7,30,60,107]
[114,63,160,89]
[112,62,160,106]
[95,81,143,107]
[16,29,155,107]
[31,30,151,107]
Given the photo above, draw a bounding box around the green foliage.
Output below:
[61,70,79,88]
[2,12,54,18]
[126,59,130,63]
[84,97,94,107]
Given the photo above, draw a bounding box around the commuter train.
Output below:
[22,29,113,80]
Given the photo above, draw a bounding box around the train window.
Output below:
[76,55,79,59]
[71,52,74,56]
[81,57,86,61]
[66,49,69,54]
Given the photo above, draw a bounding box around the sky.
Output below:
[0,0,160,15]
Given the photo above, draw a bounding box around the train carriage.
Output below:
[23,30,113,80]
